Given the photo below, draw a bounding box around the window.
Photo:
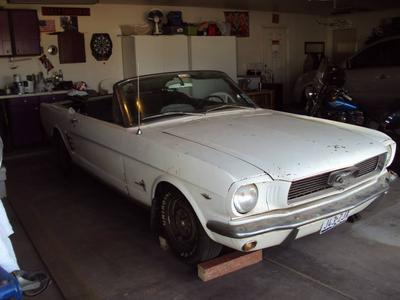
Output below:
[350,38,400,69]
[115,71,254,126]
[350,44,382,69]
[380,39,400,66]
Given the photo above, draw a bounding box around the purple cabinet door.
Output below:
[6,96,43,147]
[0,10,12,56]
[9,10,40,56]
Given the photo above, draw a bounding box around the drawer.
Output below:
[40,93,67,103]
[6,96,40,108]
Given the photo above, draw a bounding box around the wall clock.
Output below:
[90,33,112,61]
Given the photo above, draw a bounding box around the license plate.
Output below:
[320,211,349,234]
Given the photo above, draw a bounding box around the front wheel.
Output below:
[160,189,222,264]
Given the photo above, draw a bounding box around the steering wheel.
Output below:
[196,94,224,109]
[209,92,236,104]
[206,94,225,103]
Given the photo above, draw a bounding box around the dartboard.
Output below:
[90,33,113,61]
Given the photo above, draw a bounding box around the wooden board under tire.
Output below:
[197,250,262,281]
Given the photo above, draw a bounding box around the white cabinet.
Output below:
[122,35,189,78]
[121,35,237,81]
[189,36,237,81]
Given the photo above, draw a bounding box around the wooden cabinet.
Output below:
[189,36,237,81]
[121,36,237,80]
[0,9,40,57]
[247,90,275,109]
[4,93,67,148]
[0,10,12,56]
[58,31,86,64]
[6,96,43,147]
[40,93,67,103]
[9,9,40,56]
[122,35,189,78]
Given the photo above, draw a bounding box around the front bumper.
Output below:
[207,172,394,240]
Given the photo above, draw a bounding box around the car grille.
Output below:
[288,154,383,202]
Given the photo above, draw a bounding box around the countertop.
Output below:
[0,90,70,100]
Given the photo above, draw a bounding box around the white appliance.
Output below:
[121,36,237,81]
[189,36,237,81]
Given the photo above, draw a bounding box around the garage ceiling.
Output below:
[100,0,400,15]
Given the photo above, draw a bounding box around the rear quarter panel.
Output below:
[40,102,70,142]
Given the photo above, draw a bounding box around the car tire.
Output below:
[160,189,222,264]
[53,132,72,173]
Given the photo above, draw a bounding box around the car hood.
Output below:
[161,110,389,181]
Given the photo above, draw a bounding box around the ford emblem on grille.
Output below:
[328,167,360,189]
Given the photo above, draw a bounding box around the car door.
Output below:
[346,38,400,116]
[345,42,382,106]
[67,108,128,194]
[376,39,400,112]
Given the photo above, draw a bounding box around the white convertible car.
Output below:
[41,71,396,263]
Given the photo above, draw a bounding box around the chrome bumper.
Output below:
[207,172,394,239]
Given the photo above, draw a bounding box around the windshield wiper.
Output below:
[205,105,255,114]
[142,111,203,122]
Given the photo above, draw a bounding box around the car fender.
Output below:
[151,174,209,226]
[51,125,72,153]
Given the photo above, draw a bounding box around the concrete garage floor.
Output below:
[3,152,400,300]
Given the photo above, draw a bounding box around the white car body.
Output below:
[41,72,396,254]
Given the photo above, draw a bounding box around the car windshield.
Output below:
[115,71,255,125]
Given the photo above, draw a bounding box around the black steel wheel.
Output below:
[160,189,222,264]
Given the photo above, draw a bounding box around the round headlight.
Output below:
[386,143,395,167]
[233,184,258,214]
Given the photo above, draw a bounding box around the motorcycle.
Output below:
[305,59,365,126]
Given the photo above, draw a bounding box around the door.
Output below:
[67,109,127,193]
[347,38,400,116]
[132,36,189,76]
[332,28,357,64]
[189,36,237,81]
[161,36,189,73]
[263,28,288,102]
[9,10,40,56]
[6,97,43,147]
[0,11,12,56]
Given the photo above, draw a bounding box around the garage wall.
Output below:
[0,1,326,95]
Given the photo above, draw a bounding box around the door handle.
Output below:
[377,74,390,80]
[70,118,79,124]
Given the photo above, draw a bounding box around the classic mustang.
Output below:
[41,71,396,263]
